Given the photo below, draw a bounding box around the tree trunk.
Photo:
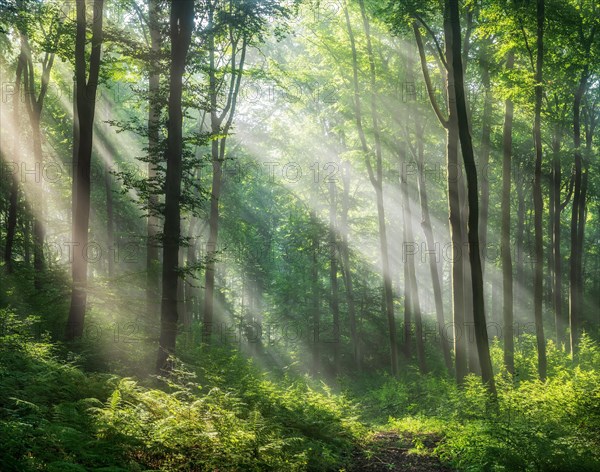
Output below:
[401,147,426,373]
[448,0,496,395]
[501,50,515,374]
[403,247,412,358]
[515,171,526,315]
[311,209,321,376]
[156,0,194,371]
[461,177,480,375]
[4,176,19,273]
[66,0,104,340]
[202,134,222,342]
[177,243,185,328]
[21,31,55,290]
[576,168,587,327]
[22,216,31,266]
[415,120,452,373]
[202,14,247,342]
[551,122,564,347]
[414,14,466,382]
[443,11,467,385]
[184,216,200,328]
[346,1,398,375]
[4,44,25,273]
[147,0,162,322]
[532,0,547,379]
[329,180,340,375]
[340,161,360,371]
[104,151,114,278]
[479,44,492,275]
[569,68,588,356]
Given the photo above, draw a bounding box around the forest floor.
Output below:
[350,431,454,471]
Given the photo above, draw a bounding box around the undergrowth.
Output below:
[1,306,599,471]
[0,309,362,471]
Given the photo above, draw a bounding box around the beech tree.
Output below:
[65,0,104,340]
[156,0,194,371]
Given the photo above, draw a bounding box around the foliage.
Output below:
[0,309,362,471]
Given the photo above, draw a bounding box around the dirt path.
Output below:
[349,431,455,471]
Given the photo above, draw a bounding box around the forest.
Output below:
[0,0,599,470]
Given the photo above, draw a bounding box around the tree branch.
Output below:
[413,22,449,128]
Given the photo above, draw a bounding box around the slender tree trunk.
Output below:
[501,50,515,374]
[569,69,588,356]
[415,121,452,373]
[104,155,114,277]
[66,0,104,340]
[578,105,594,333]
[551,122,564,347]
[21,33,54,290]
[492,276,501,339]
[362,0,398,377]
[202,17,247,342]
[443,12,467,385]
[479,46,492,275]
[311,209,321,376]
[532,0,547,379]
[576,168,587,323]
[184,216,199,328]
[147,0,162,321]
[4,45,25,272]
[156,0,194,371]
[329,180,340,375]
[448,0,496,394]
[414,15,465,381]
[29,106,45,289]
[340,161,359,371]
[94,128,122,277]
[515,172,526,315]
[202,134,222,342]
[461,178,480,375]
[346,1,398,375]
[401,147,426,373]
[403,248,412,358]
[23,217,31,266]
[177,243,185,327]
[5,177,19,273]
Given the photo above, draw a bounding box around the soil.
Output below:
[349,431,455,471]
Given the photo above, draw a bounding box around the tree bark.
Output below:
[184,216,200,329]
[4,41,25,273]
[311,208,321,376]
[414,15,466,383]
[104,158,114,277]
[345,1,398,375]
[66,0,104,340]
[551,121,564,347]
[444,13,467,385]
[202,14,247,341]
[515,171,526,315]
[501,50,515,374]
[400,147,427,373]
[461,177,480,375]
[403,247,412,358]
[478,44,492,275]
[532,0,547,379]
[569,68,588,356]
[340,161,360,371]
[448,0,496,394]
[414,119,452,373]
[147,0,162,322]
[156,0,194,371]
[329,180,340,375]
